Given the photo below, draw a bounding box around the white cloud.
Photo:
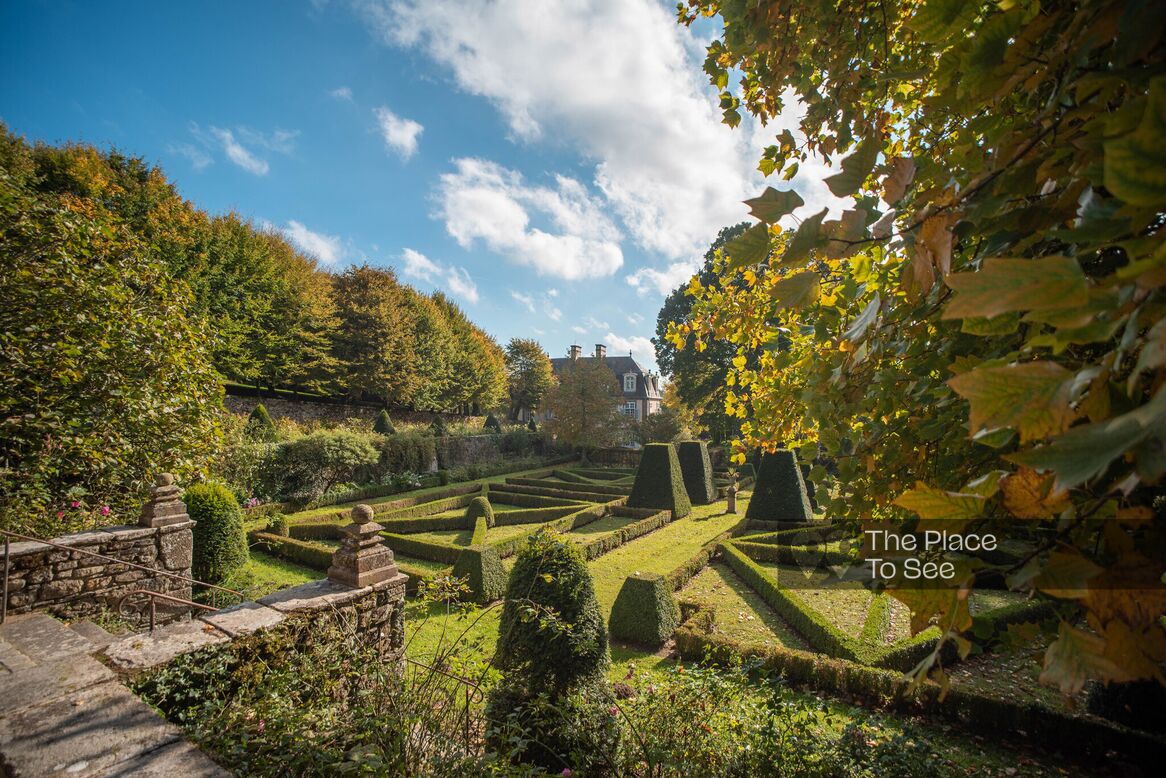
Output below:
[236,127,299,154]
[209,127,268,175]
[627,312,644,326]
[626,261,701,297]
[604,331,657,369]
[189,124,298,176]
[543,301,563,322]
[284,220,343,264]
[585,316,609,330]
[571,325,587,334]
[331,86,354,101]
[374,106,424,160]
[170,142,212,171]
[436,157,623,280]
[510,291,536,313]
[399,247,479,303]
[546,288,559,297]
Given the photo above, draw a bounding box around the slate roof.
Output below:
[549,354,661,401]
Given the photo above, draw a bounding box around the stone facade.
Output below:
[2,522,194,623]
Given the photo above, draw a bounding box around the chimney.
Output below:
[595,343,606,359]
[569,344,581,360]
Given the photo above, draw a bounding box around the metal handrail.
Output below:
[116,588,219,633]
[2,528,243,624]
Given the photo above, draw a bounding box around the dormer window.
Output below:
[624,374,636,392]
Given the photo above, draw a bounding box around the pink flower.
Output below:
[57,511,64,518]
[608,706,618,716]
[100,505,110,516]
[70,501,80,508]
[257,719,265,733]
[560,770,572,777]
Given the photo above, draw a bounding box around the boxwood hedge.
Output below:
[677,441,716,505]
[609,573,680,647]
[745,449,814,523]
[452,544,505,603]
[627,443,692,518]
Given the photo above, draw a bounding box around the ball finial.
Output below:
[352,504,375,524]
[156,473,175,487]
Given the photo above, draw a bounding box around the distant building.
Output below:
[526,343,662,423]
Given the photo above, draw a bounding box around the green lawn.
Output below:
[207,550,323,605]
[678,562,810,650]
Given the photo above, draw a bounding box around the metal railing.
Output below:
[1,529,243,628]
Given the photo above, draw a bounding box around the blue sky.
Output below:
[1,0,844,372]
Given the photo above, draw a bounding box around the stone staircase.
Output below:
[0,613,226,777]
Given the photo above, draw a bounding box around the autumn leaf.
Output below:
[1040,622,1124,696]
[893,481,986,529]
[947,362,1075,442]
[842,294,880,343]
[724,223,771,270]
[918,213,956,277]
[768,271,820,309]
[881,157,916,204]
[744,187,805,224]
[999,467,1069,519]
[780,208,828,266]
[1032,550,1101,599]
[942,256,1089,320]
[1104,75,1166,207]
[824,136,881,197]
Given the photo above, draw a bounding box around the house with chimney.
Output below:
[526,343,662,423]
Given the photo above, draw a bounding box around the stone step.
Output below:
[102,618,228,673]
[68,619,116,651]
[0,612,96,664]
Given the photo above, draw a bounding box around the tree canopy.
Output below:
[505,337,555,419]
[544,355,625,451]
[674,0,1166,695]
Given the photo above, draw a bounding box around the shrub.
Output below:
[465,495,495,529]
[745,449,814,523]
[677,441,716,505]
[484,413,502,433]
[485,682,620,774]
[494,529,609,693]
[251,532,332,570]
[451,544,505,604]
[187,481,249,583]
[246,403,278,442]
[527,418,538,432]
[801,462,818,512]
[627,443,692,518]
[609,573,680,646]
[373,409,395,435]
[500,429,534,455]
[470,515,489,545]
[277,430,380,502]
[429,416,448,437]
[378,433,436,477]
[437,468,450,485]
[266,513,289,536]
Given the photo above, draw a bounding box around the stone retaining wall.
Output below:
[2,523,194,623]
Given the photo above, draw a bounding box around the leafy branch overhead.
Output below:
[674,0,1166,695]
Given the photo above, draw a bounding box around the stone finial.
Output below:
[327,506,398,588]
[140,474,190,528]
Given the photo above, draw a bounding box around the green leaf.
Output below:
[768,271,820,310]
[780,208,828,266]
[906,0,980,44]
[960,312,1019,336]
[948,362,1075,443]
[744,187,805,224]
[893,481,987,521]
[1007,386,1166,490]
[1104,76,1166,207]
[943,256,1089,320]
[724,223,771,270]
[824,137,881,198]
[842,294,880,343]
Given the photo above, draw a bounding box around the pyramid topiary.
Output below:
[186,481,249,583]
[466,495,495,528]
[484,413,502,433]
[745,449,814,522]
[627,443,692,518]
[800,463,819,512]
[246,403,277,441]
[676,441,716,505]
[452,544,506,604]
[609,573,680,646]
[373,409,395,435]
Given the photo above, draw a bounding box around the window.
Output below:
[624,374,636,392]
[623,401,637,418]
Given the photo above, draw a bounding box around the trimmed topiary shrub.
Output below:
[609,573,680,646]
[466,495,495,528]
[746,449,814,522]
[800,463,819,511]
[373,409,395,435]
[484,413,502,433]
[527,417,538,432]
[429,416,448,437]
[627,443,692,518]
[246,403,277,441]
[677,441,716,505]
[452,544,506,604]
[266,513,289,536]
[186,481,249,583]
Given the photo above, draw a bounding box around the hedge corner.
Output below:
[452,544,506,604]
[677,440,716,505]
[746,449,814,523]
[609,573,680,647]
[627,443,692,518]
[466,495,495,528]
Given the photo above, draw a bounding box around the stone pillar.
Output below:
[726,476,739,515]
[140,474,189,528]
[328,505,399,588]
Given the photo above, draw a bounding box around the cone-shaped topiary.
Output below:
[466,495,495,528]
[609,573,680,646]
[452,543,506,604]
[527,417,538,432]
[373,409,395,435]
[800,463,819,512]
[676,441,716,505]
[494,529,609,693]
[627,443,692,518]
[186,481,249,583]
[746,449,814,522]
[484,413,502,433]
[246,403,277,441]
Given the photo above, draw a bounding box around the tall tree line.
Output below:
[0,127,509,413]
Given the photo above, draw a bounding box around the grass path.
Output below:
[677,562,809,650]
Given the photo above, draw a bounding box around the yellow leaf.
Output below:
[947,361,1075,442]
[1000,467,1070,519]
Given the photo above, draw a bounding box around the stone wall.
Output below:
[2,522,193,623]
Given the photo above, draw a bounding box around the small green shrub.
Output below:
[246,403,278,441]
[465,495,495,529]
[438,468,450,485]
[745,449,814,523]
[677,441,716,505]
[627,443,692,518]
[277,430,380,502]
[187,481,249,583]
[429,416,448,437]
[484,413,502,433]
[378,432,436,476]
[451,544,505,604]
[373,409,395,435]
[527,417,538,432]
[609,573,680,646]
[266,513,289,536]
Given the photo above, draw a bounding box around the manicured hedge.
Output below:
[677,441,716,505]
[487,503,608,559]
[377,493,478,521]
[288,522,342,541]
[627,443,692,518]
[452,544,505,603]
[299,483,482,521]
[576,509,672,560]
[745,519,821,532]
[484,488,584,509]
[466,495,495,528]
[252,531,333,569]
[733,539,851,569]
[746,449,814,523]
[381,533,462,564]
[569,467,635,480]
[508,476,631,497]
[373,409,396,435]
[609,573,680,646]
[493,505,584,525]
[470,516,489,545]
[551,469,602,485]
[663,517,750,591]
[187,481,249,584]
[488,483,618,503]
[741,525,844,545]
[380,514,469,534]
